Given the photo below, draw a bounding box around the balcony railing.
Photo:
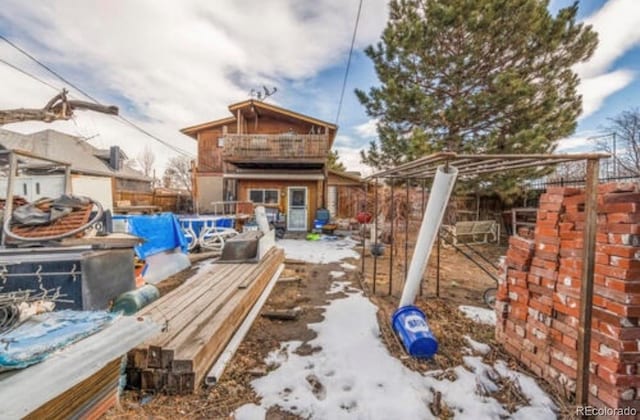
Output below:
[221,134,329,161]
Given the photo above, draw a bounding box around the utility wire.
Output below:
[0,34,101,104]
[0,35,194,157]
[335,0,363,126]
[0,58,60,92]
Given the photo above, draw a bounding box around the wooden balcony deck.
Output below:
[221,134,329,163]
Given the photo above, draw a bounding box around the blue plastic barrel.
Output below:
[391,305,438,358]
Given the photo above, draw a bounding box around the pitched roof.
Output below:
[0,129,152,182]
[328,169,365,184]
[180,99,337,137]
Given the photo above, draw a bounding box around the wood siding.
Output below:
[197,114,329,170]
[238,179,322,230]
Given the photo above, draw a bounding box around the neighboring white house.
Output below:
[0,129,152,211]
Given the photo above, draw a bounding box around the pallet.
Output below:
[127,248,285,393]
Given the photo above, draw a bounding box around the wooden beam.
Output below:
[576,158,599,406]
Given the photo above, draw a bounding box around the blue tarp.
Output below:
[113,213,188,259]
[0,310,117,371]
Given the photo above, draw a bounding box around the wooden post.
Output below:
[436,230,441,298]
[389,180,394,296]
[191,160,199,214]
[361,182,367,274]
[2,152,17,246]
[576,158,599,406]
[405,179,410,280]
[373,178,379,295]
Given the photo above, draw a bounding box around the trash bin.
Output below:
[391,305,438,358]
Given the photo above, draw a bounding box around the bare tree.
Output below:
[548,161,586,182]
[136,145,156,178]
[598,109,640,176]
[163,156,193,193]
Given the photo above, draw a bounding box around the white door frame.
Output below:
[287,186,308,231]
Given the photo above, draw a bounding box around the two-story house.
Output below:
[181,100,337,231]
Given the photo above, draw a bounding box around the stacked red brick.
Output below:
[496,183,640,416]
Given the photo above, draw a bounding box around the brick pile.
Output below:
[495,182,640,417]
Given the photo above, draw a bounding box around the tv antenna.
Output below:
[249,86,278,101]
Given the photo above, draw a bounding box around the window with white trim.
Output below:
[248,188,279,205]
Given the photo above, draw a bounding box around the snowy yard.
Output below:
[236,238,557,420]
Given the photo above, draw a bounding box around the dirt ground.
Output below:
[361,237,506,306]
[105,239,569,419]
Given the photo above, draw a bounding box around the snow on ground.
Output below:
[234,403,266,420]
[458,305,497,325]
[340,262,357,271]
[237,290,554,420]
[327,281,350,295]
[329,271,346,279]
[277,237,360,264]
[464,335,491,355]
[235,239,555,419]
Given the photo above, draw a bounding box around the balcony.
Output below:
[221,134,329,165]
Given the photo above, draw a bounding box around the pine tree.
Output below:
[327,149,347,171]
[357,0,597,195]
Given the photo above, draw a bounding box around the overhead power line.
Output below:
[0,58,60,91]
[335,0,363,126]
[0,34,194,158]
[0,34,101,104]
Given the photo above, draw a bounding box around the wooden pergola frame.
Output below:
[366,152,610,406]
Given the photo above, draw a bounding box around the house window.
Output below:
[217,137,225,147]
[248,188,279,205]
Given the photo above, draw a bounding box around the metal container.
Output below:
[0,247,136,310]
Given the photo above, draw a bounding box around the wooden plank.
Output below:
[162,263,258,352]
[23,358,121,420]
[125,250,284,393]
[576,158,599,405]
[180,250,284,389]
[140,263,237,323]
[147,345,163,368]
[145,268,244,348]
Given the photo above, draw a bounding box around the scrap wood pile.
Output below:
[126,247,285,394]
[496,183,640,414]
[0,316,159,419]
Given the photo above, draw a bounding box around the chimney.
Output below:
[109,146,121,170]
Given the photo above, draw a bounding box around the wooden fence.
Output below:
[114,190,190,213]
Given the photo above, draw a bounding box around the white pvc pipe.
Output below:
[399,165,458,307]
[254,205,271,235]
[205,263,285,385]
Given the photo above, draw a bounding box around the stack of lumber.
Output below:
[126,247,285,394]
[0,316,159,419]
[495,183,640,417]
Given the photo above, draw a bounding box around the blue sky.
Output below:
[0,0,639,173]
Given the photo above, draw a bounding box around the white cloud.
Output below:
[334,145,373,175]
[354,118,378,138]
[555,131,601,153]
[0,0,388,170]
[573,0,640,118]
[574,0,640,79]
[578,69,634,119]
